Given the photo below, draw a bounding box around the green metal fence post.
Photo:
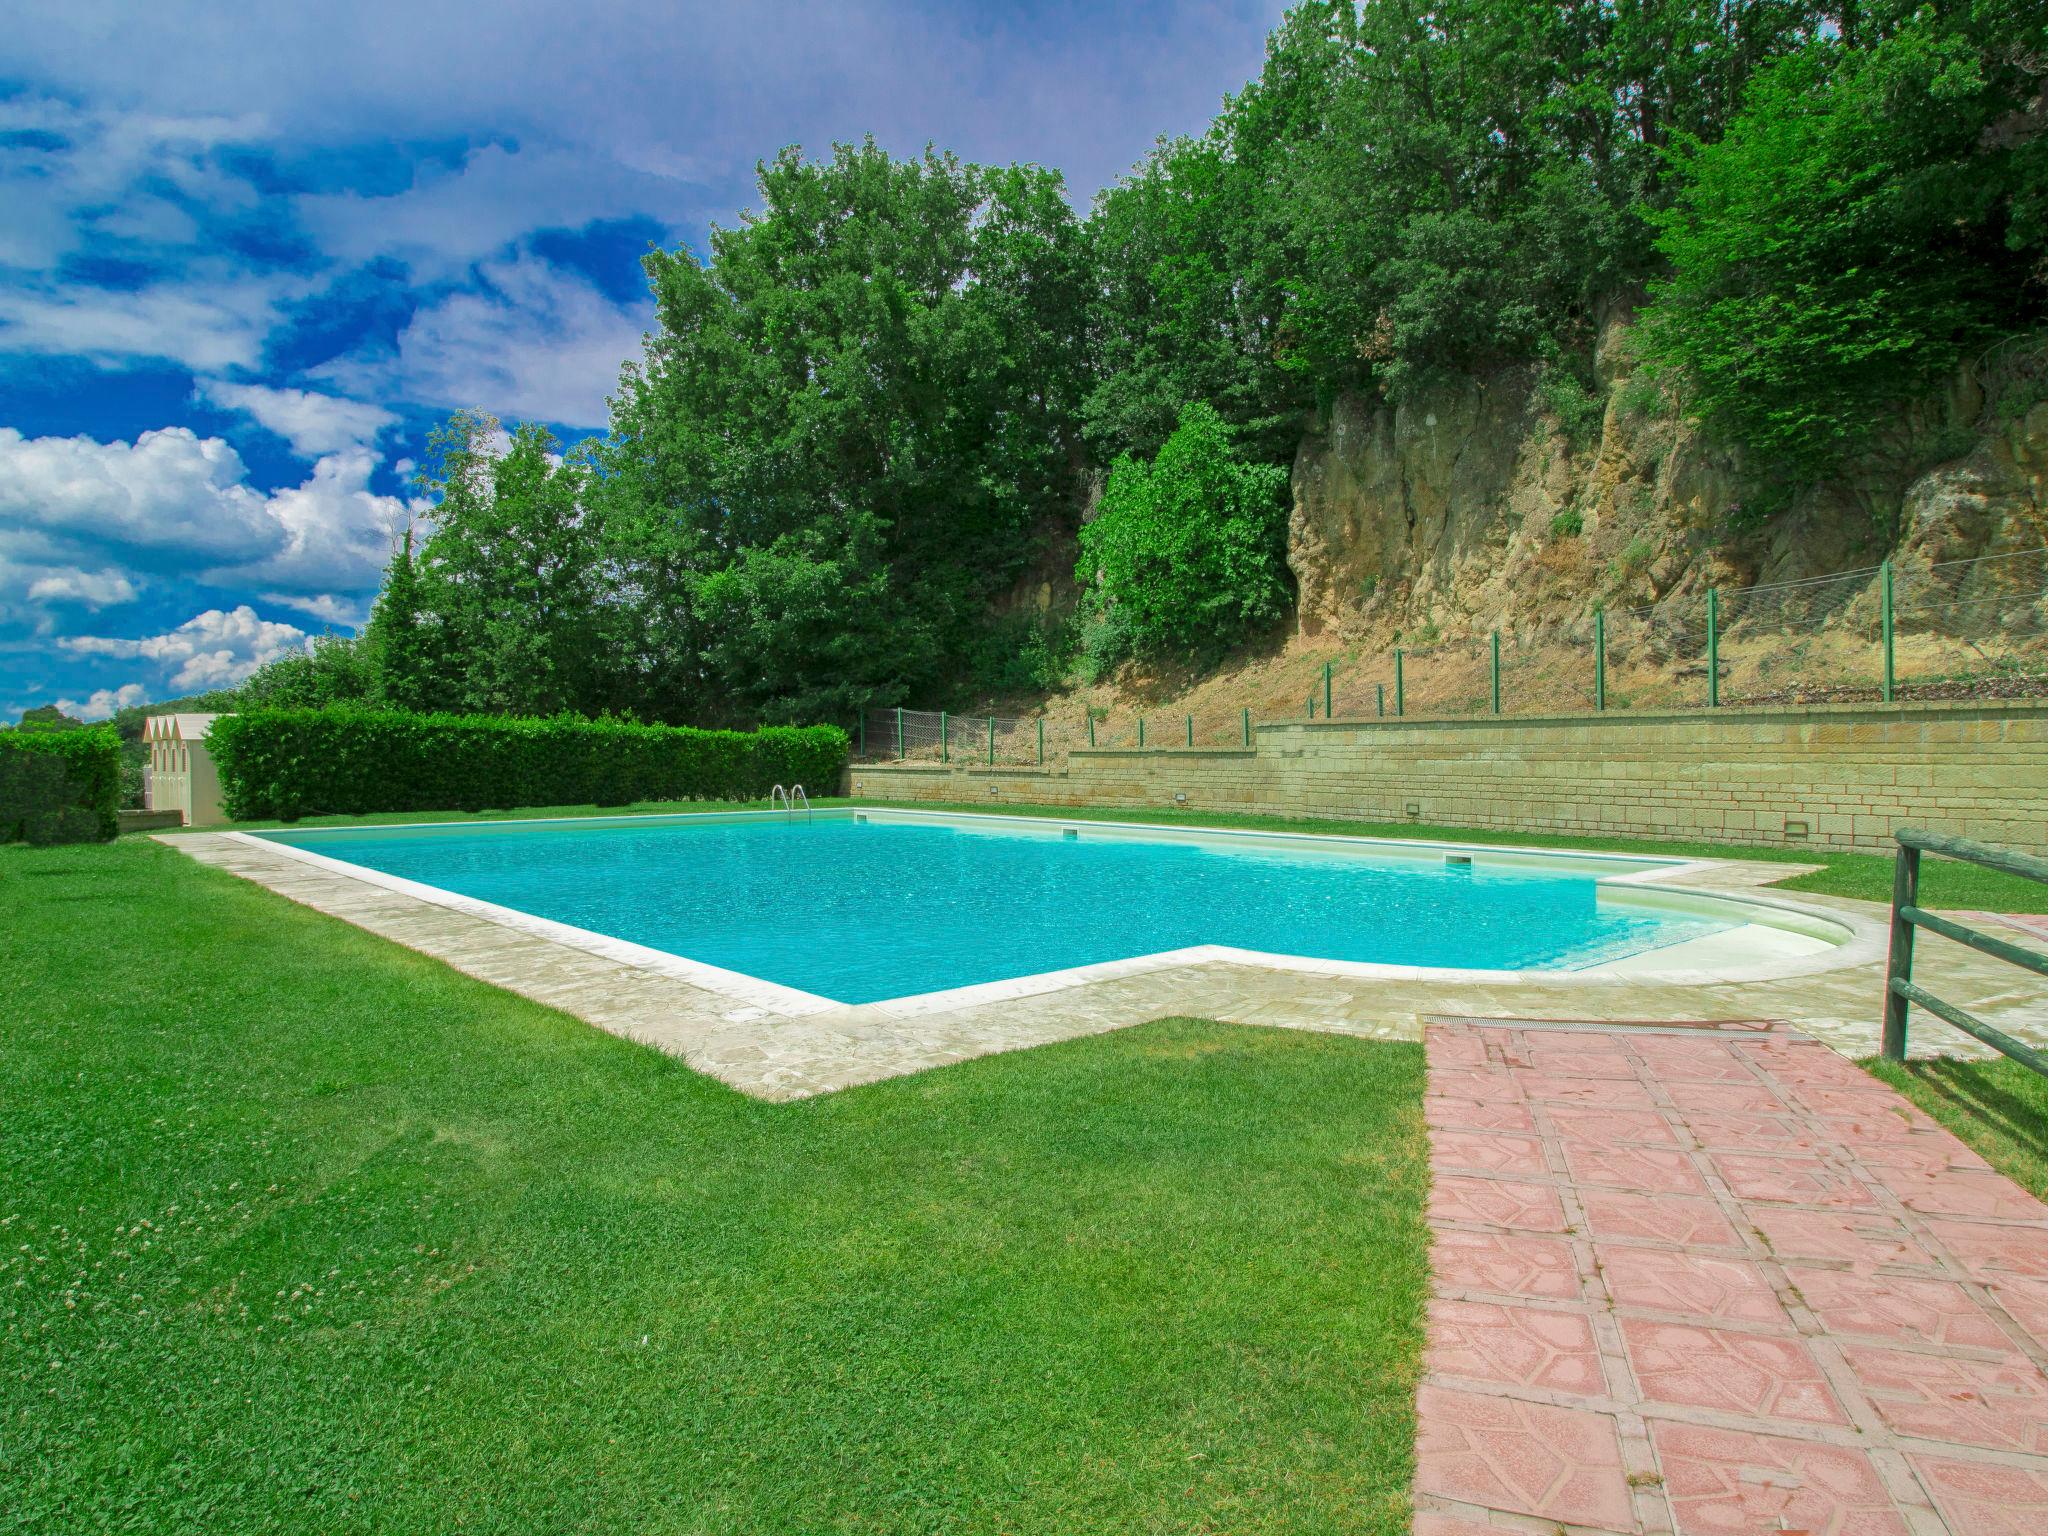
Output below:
[1138,716,1146,748]
[1707,588,1720,708]
[1323,661,1333,720]
[1185,714,1193,747]
[1241,707,1250,747]
[1881,559,1895,703]
[1087,714,1095,749]
[1376,683,1384,717]
[987,715,995,766]
[940,710,948,763]
[1037,717,1044,766]
[1594,610,1607,712]
[1394,649,1405,716]
[895,706,903,760]
[1490,631,1501,715]
[1881,839,1921,1061]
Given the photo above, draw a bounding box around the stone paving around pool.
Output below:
[1415,1016,2048,1536]
[165,831,2048,1100]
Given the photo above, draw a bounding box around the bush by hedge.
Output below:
[208,708,849,821]
[0,728,121,844]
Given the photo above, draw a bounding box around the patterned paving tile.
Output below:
[1910,1452,2048,1535]
[1925,1217,2048,1282]
[1427,1300,1605,1395]
[1709,1151,1880,1211]
[1424,1095,1539,1134]
[1863,1164,2048,1223]
[1622,1317,1847,1425]
[1415,1016,2048,1536]
[1991,1273,2048,1352]
[1597,1245,1792,1329]
[1785,1265,2013,1351]
[1560,1140,1709,1196]
[1579,1190,1744,1251]
[1430,1130,1546,1176]
[1431,1175,1569,1234]
[1544,1104,1678,1146]
[1682,1108,1829,1152]
[1414,1384,1635,1531]
[1842,1343,2048,1454]
[1659,1077,1791,1116]
[1749,1207,1938,1270]
[1508,1071,1660,1110]
[1429,1229,1583,1301]
[1652,1423,1907,1536]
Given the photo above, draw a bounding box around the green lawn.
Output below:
[1,838,1429,1535]
[1866,1057,2048,1202]
[847,798,2048,914]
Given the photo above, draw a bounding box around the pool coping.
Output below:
[222,806,1890,1021]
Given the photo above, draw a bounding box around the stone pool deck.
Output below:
[164,831,2047,1099]
[1416,1017,2048,1535]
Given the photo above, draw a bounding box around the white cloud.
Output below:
[258,591,370,628]
[24,567,140,607]
[197,380,398,457]
[296,142,688,280]
[320,254,645,428]
[55,682,148,721]
[0,426,419,598]
[63,604,310,691]
[0,426,277,560]
[0,272,297,374]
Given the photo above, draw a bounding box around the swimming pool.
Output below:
[253,809,1816,1005]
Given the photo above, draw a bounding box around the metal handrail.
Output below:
[789,784,810,822]
[1882,828,2048,1076]
[769,784,789,816]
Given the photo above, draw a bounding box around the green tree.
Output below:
[601,139,1090,718]
[410,413,610,716]
[1077,402,1291,662]
[1639,4,2048,499]
[361,524,430,710]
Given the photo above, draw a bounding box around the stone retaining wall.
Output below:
[845,700,2048,855]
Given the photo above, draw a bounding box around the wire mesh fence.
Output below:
[1317,545,2048,718]
[852,546,2048,763]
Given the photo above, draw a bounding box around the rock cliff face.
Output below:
[1286,321,2048,646]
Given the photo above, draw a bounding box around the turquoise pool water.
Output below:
[262,813,1736,1003]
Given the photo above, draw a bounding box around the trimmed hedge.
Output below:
[208,708,849,821]
[0,728,121,844]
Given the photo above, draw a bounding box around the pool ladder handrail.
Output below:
[768,784,811,822]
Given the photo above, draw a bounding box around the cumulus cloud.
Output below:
[55,682,149,721]
[0,426,418,598]
[259,591,370,627]
[63,605,310,691]
[321,254,645,427]
[197,380,398,457]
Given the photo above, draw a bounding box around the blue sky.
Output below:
[0,0,1282,722]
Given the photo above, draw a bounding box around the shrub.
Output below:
[0,728,120,844]
[208,709,849,822]
[1076,402,1290,662]
[1549,508,1584,539]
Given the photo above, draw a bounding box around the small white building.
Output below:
[143,714,227,826]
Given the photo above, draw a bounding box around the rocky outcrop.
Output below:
[1287,323,2048,645]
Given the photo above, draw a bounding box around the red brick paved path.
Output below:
[1415,1017,2048,1535]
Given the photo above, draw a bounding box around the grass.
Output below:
[1866,1057,2048,1202]
[850,798,2048,914]
[0,838,1429,1535]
